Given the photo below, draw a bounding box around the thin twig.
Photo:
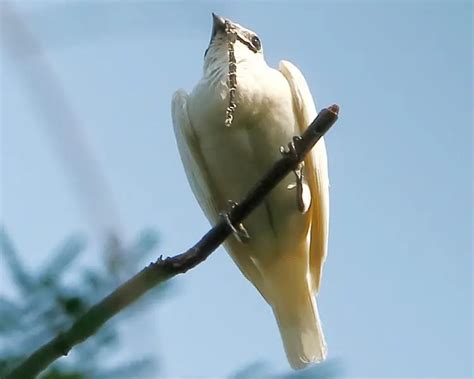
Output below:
[5,105,339,379]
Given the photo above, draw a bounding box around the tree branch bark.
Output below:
[6,105,339,379]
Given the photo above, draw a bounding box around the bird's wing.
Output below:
[279,60,330,293]
[171,89,264,288]
[172,89,220,222]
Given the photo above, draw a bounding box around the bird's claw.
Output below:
[279,136,304,158]
[221,201,250,243]
[281,136,307,213]
[287,162,307,213]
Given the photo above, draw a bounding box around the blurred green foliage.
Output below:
[0,228,163,378]
[0,227,344,378]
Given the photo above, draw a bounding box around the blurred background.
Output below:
[0,1,471,378]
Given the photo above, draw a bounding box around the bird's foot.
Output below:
[286,162,308,213]
[281,137,308,213]
[279,136,304,158]
[221,200,250,243]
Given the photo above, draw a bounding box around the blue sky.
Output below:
[1,1,472,378]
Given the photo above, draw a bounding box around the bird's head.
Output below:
[204,13,265,73]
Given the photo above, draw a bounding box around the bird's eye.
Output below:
[251,35,261,51]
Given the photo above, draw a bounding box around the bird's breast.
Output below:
[188,67,309,262]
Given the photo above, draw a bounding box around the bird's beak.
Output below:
[211,12,226,39]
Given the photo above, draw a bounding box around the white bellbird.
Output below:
[172,14,330,369]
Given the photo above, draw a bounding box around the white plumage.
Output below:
[171,14,330,369]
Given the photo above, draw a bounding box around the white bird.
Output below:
[171,14,330,370]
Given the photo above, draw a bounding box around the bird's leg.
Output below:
[280,136,307,213]
[221,200,250,243]
[291,161,307,213]
[279,135,304,156]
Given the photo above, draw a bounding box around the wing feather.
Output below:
[279,61,330,293]
[171,89,264,288]
[172,89,220,222]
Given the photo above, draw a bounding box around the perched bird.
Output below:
[172,14,330,369]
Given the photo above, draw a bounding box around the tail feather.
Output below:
[272,289,327,370]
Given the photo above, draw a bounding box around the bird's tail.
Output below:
[271,287,327,370]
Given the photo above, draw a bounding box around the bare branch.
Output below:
[5,105,339,379]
